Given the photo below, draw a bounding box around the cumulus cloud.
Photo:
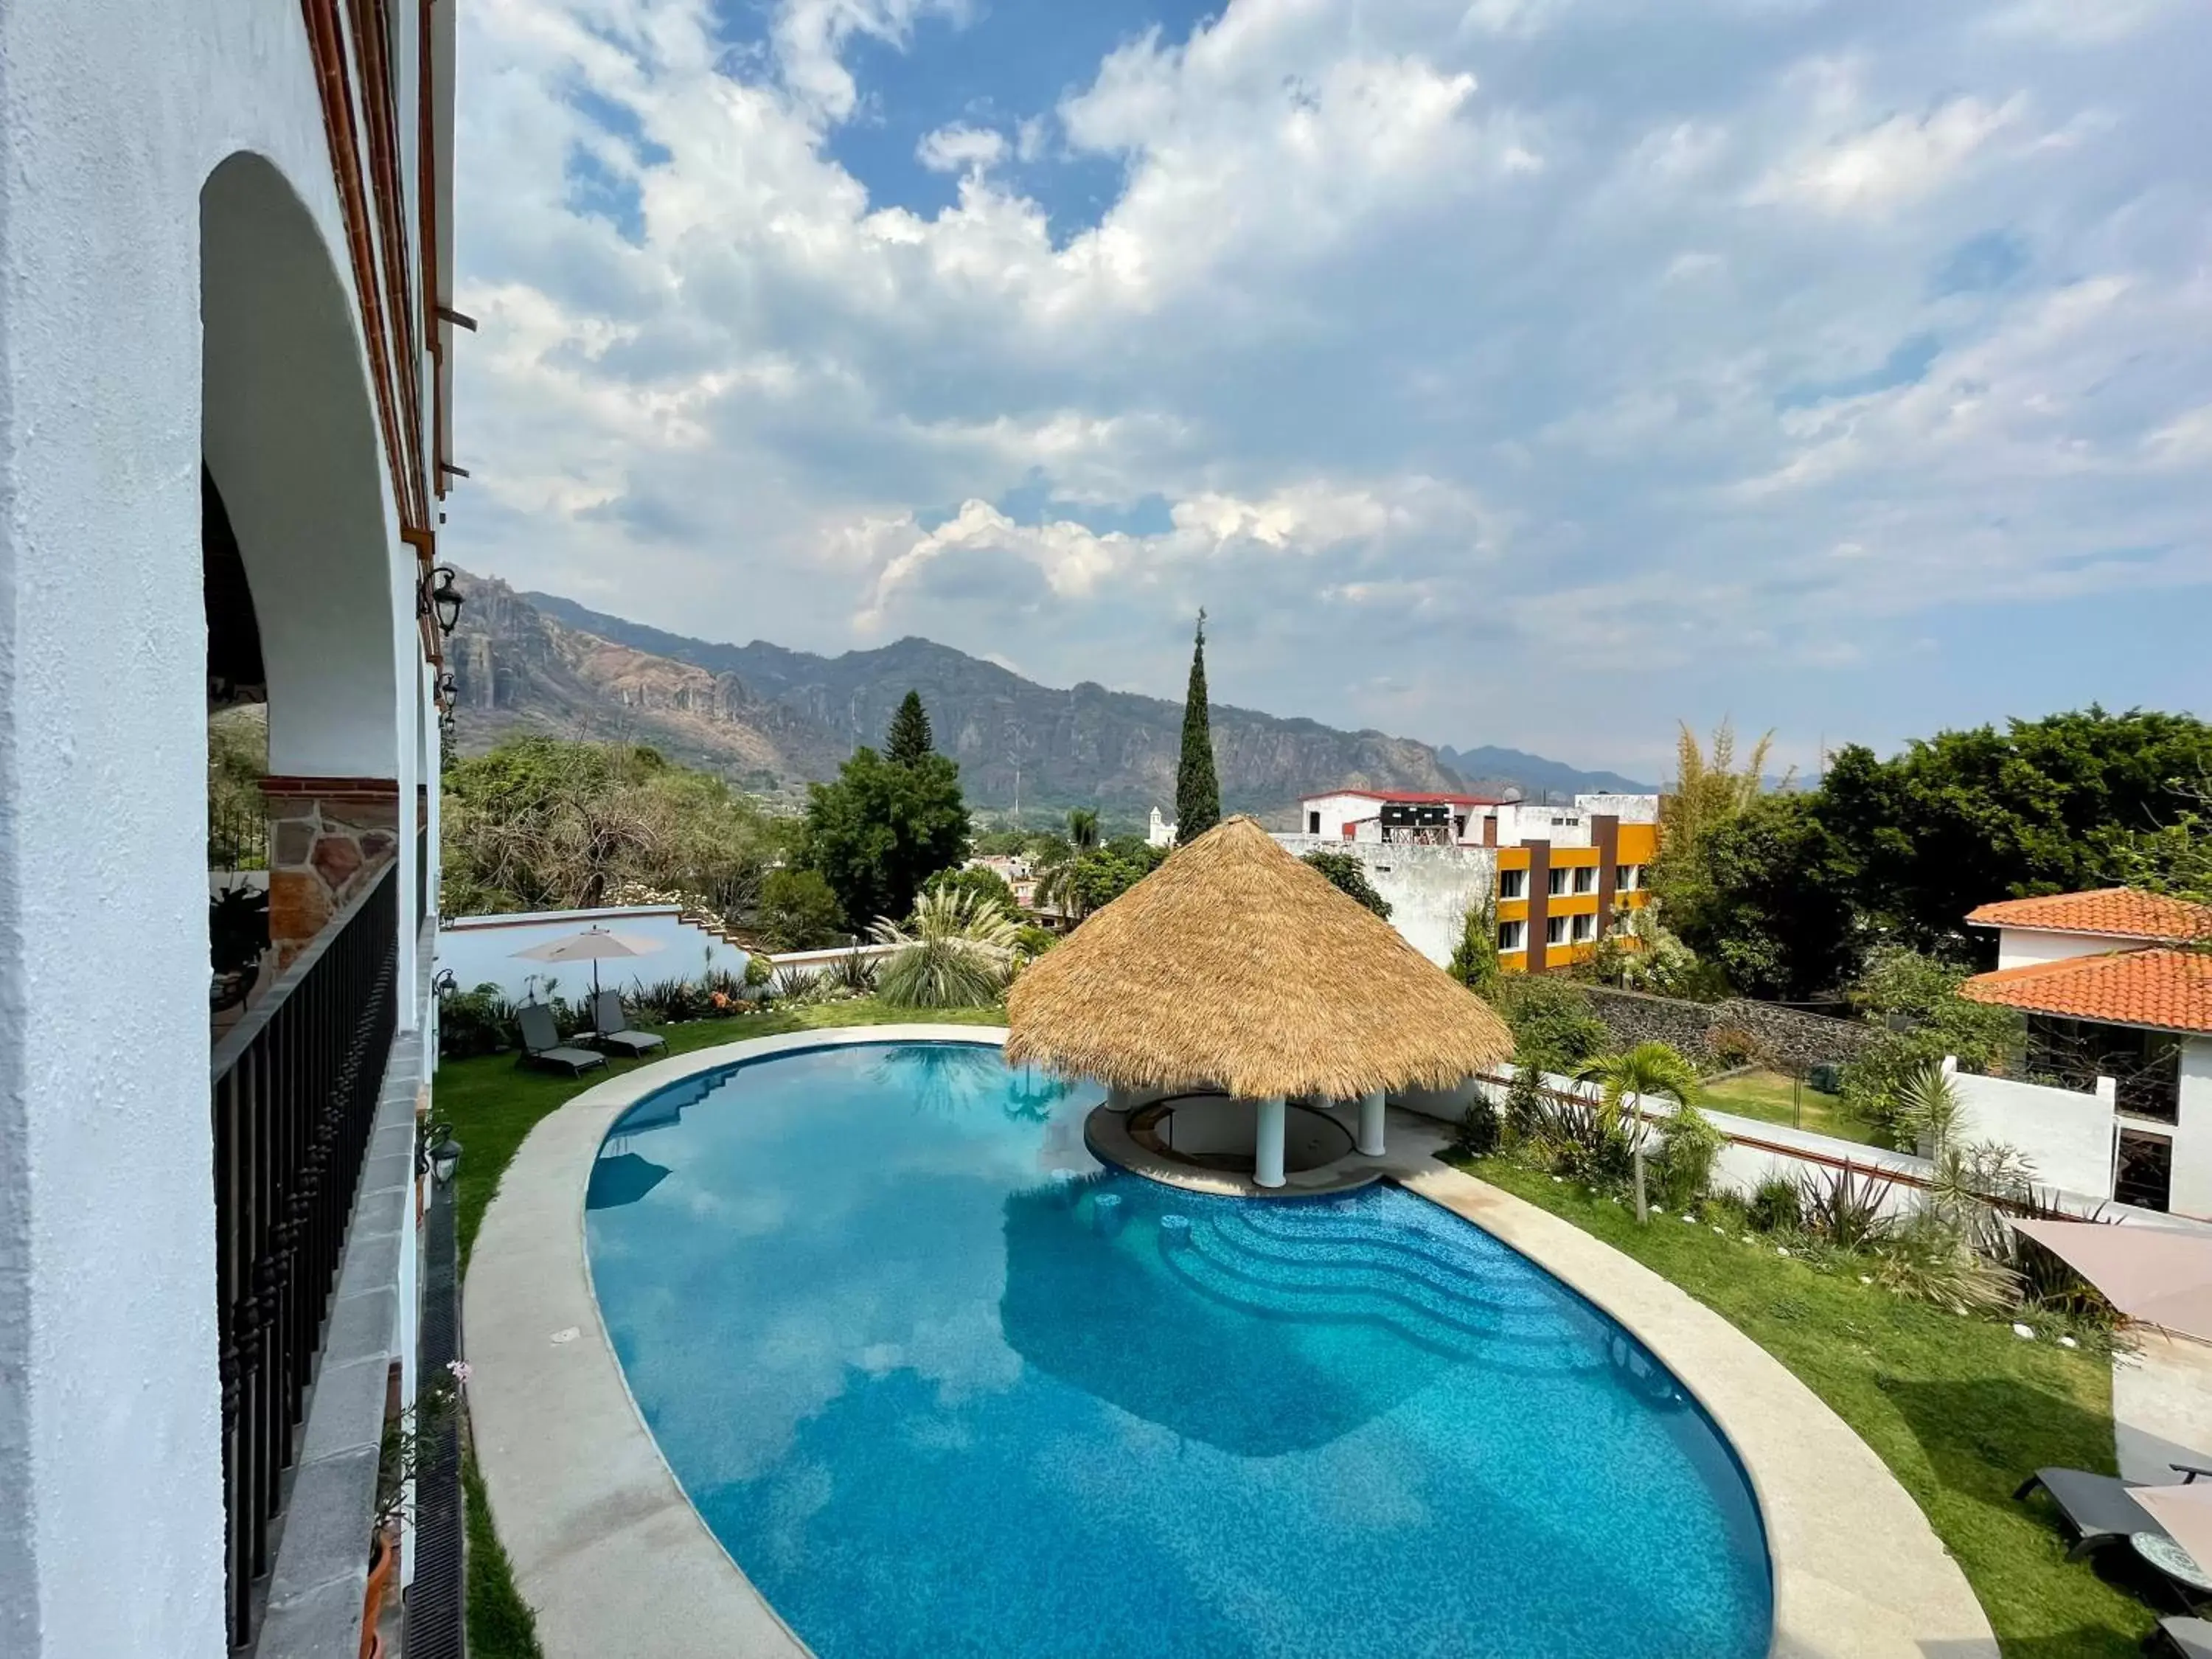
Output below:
[447,0,2212,774]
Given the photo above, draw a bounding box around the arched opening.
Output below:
[202,151,405,972]
[201,149,411,1646]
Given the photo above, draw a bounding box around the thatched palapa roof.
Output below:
[1005,816,1512,1100]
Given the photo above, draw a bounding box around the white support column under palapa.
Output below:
[1254,1096,1287,1189]
[1357,1089,1387,1157]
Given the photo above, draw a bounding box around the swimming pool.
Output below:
[585,1040,1772,1659]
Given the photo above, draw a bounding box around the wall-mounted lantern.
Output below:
[428,566,465,636]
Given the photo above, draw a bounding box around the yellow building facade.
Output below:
[1492,818,1659,974]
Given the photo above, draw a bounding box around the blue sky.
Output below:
[449,0,2212,777]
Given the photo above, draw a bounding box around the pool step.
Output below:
[1206,1210,1567,1321]
[1163,1221,1606,1375]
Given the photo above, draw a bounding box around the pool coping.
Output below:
[465,1027,1997,1659]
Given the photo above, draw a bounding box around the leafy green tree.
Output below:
[801,745,970,930]
[1837,947,2023,1140]
[1669,793,1862,1001]
[1301,849,1391,919]
[1820,708,2212,954]
[885,690,935,768]
[925,863,1018,914]
[755,867,846,950]
[1054,837,1167,920]
[1174,611,1220,843]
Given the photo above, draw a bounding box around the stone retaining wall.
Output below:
[1580,984,1881,1073]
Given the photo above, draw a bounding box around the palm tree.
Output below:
[1067,807,1100,851]
[1575,1040,1702,1138]
[871,887,1023,1009]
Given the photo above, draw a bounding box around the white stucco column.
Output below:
[1357,1089,1387,1157]
[1105,1084,1142,1113]
[1253,1096,1287,1189]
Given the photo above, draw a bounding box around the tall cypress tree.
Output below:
[1174,611,1220,844]
[885,689,933,767]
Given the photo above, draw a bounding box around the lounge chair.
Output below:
[2151,1617,2212,1657]
[2014,1463,2212,1561]
[591,990,666,1059]
[516,1001,605,1077]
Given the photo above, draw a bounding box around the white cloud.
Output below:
[447,0,2212,768]
[916,124,1007,173]
[1751,93,2025,214]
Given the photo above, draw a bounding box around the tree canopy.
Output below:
[885,689,935,768]
[801,742,970,931]
[441,737,785,918]
[1174,611,1220,843]
[1659,706,2212,998]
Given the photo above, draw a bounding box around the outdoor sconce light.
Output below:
[429,566,465,635]
[432,967,456,998]
[437,670,458,706]
[421,1120,463,1186]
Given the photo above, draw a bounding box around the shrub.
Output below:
[1746,1175,1801,1234]
[742,953,772,988]
[1015,925,1059,961]
[1655,1099,1725,1209]
[755,867,847,952]
[1875,1213,2019,1315]
[830,949,880,995]
[1706,1026,1763,1071]
[1451,1095,1500,1159]
[1501,1066,1546,1149]
[439,982,517,1060]
[873,888,1020,1009]
[769,963,818,1003]
[1795,1164,1894,1251]
[1492,976,1610,1074]
[925,863,1019,915]
[1533,1095,1635,1187]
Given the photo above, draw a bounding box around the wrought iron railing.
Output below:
[210,860,399,1646]
[209,798,270,871]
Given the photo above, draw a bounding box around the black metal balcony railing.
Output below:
[211,861,399,1646]
[417,819,430,926]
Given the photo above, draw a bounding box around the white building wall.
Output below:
[0,5,439,1653]
[1573,793,1662,824]
[1994,926,2136,970]
[437,907,753,1003]
[1945,1064,2118,1203]
[2171,1038,2212,1221]
[1273,835,1496,964]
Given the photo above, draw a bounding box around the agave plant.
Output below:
[871,888,1021,1009]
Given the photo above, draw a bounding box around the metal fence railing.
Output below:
[210,861,398,1646]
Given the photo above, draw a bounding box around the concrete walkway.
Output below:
[2116,1332,2212,1484]
[467,1032,1997,1659]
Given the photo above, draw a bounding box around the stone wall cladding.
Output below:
[262,776,400,967]
[1581,984,1881,1072]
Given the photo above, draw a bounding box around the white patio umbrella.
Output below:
[512,925,664,997]
[2008,1218,2212,1343]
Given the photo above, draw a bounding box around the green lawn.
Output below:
[1700,1067,1890,1148]
[1462,1155,2154,1657]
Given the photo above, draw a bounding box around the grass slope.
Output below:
[1700,1067,1888,1147]
[1462,1156,2154,1657]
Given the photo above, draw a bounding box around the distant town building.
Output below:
[1281,787,1663,970]
[1147,807,1177,849]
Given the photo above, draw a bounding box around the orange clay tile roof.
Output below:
[1964,888,2212,943]
[1961,949,2212,1035]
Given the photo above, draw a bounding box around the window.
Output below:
[1496,920,1526,953]
[1547,866,1569,897]
[1545,915,1569,945]
[1498,869,1526,900]
[1571,866,1596,895]
[1307,810,1321,834]
[1571,913,1595,943]
[1617,864,1641,891]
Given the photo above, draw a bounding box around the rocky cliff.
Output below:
[451,571,1619,821]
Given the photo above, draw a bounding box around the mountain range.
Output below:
[445,571,1654,821]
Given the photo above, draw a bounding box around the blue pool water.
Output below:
[585,1043,1771,1659]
